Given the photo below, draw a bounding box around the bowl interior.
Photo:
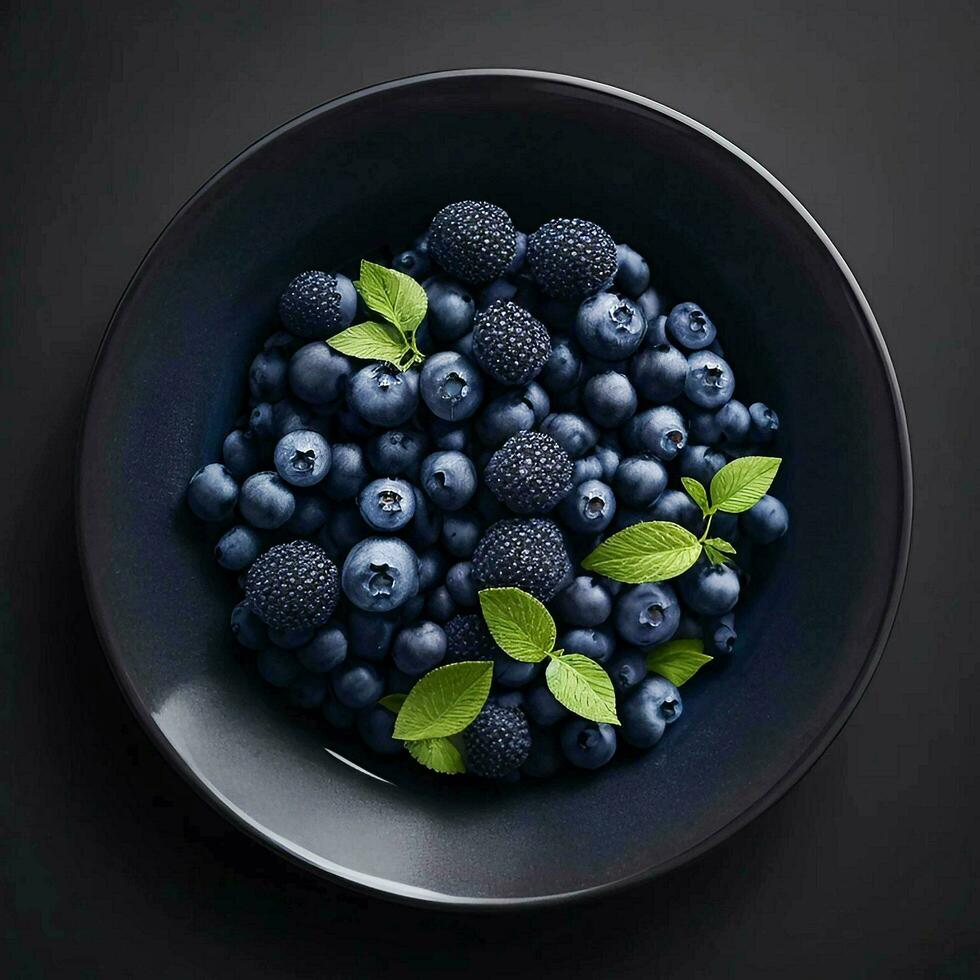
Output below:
[78,72,909,906]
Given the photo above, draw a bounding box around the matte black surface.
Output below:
[2,0,977,974]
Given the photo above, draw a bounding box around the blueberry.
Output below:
[272,429,331,488]
[524,685,570,726]
[685,351,735,409]
[583,372,637,427]
[286,670,329,709]
[425,585,457,623]
[520,382,551,423]
[249,402,276,440]
[742,494,789,543]
[347,608,399,661]
[406,486,443,550]
[478,277,518,310]
[239,471,295,529]
[540,412,598,459]
[558,626,615,663]
[558,480,617,535]
[214,525,261,570]
[322,444,368,500]
[187,463,238,522]
[391,621,447,676]
[495,658,542,689]
[688,409,722,444]
[475,390,535,447]
[357,477,416,532]
[675,612,703,640]
[248,348,289,402]
[341,537,419,612]
[295,625,348,672]
[716,399,751,443]
[614,244,650,297]
[386,665,415,694]
[615,582,681,646]
[288,343,352,405]
[330,659,385,709]
[400,594,426,623]
[571,454,603,485]
[613,455,668,508]
[522,725,565,777]
[505,230,528,276]
[445,561,479,607]
[417,547,446,592]
[356,705,403,754]
[606,648,648,693]
[321,696,356,730]
[430,419,472,453]
[425,278,476,341]
[625,406,687,461]
[451,330,474,359]
[539,335,582,393]
[679,445,727,486]
[442,512,482,558]
[420,351,485,421]
[348,363,420,426]
[666,302,717,350]
[748,402,780,442]
[256,648,301,688]
[560,719,617,769]
[551,575,612,626]
[328,503,368,551]
[222,429,261,482]
[391,248,431,280]
[334,406,375,441]
[679,560,741,615]
[493,690,526,712]
[702,612,737,655]
[646,488,703,535]
[636,287,663,325]
[621,676,682,748]
[231,600,268,651]
[284,493,329,535]
[630,343,688,402]
[366,428,427,478]
[575,293,647,360]
[420,450,477,511]
[263,329,303,356]
[272,399,312,439]
[279,270,357,339]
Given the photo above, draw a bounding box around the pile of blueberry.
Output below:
[186,201,788,780]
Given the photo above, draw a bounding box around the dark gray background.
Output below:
[1,0,977,976]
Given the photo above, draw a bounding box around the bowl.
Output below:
[77,70,911,908]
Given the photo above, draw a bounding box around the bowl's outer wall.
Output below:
[78,74,909,904]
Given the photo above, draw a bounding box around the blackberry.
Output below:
[484,431,573,514]
[428,201,518,284]
[527,218,617,301]
[245,540,339,630]
[278,270,356,339]
[471,518,571,601]
[472,301,552,385]
[464,703,531,778]
[444,613,498,663]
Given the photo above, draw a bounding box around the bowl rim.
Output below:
[75,68,913,910]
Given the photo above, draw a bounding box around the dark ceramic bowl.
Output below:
[77,70,911,908]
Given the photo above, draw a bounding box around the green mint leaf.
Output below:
[545,654,620,725]
[392,661,493,741]
[581,521,703,584]
[709,456,781,514]
[326,320,411,364]
[378,693,407,714]
[645,639,713,686]
[704,537,736,555]
[355,259,428,333]
[478,587,554,663]
[702,542,726,566]
[681,477,710,516]
[406,736,465,775]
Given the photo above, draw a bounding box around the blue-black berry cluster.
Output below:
[186,200,788,781]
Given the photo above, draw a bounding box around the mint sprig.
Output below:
[406,737,466,775]
[392,660,493,741]
[583,455,781,583]
[326,259,426,370]
[645,639,713,686]
[479,588,619,725]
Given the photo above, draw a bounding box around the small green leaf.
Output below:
[681,477,710,516]
[326,320,410,363]
[704,537,736,554]
[378,693,406,714]
[709,456,781,514]
[546,654,620,725]
[581,521,703,584]
[478,587,554,663]
[355,259,428,333]
[392,661,493,741]
[406,737,465,774]
[702,542,725,566]
[646,639,713,686]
